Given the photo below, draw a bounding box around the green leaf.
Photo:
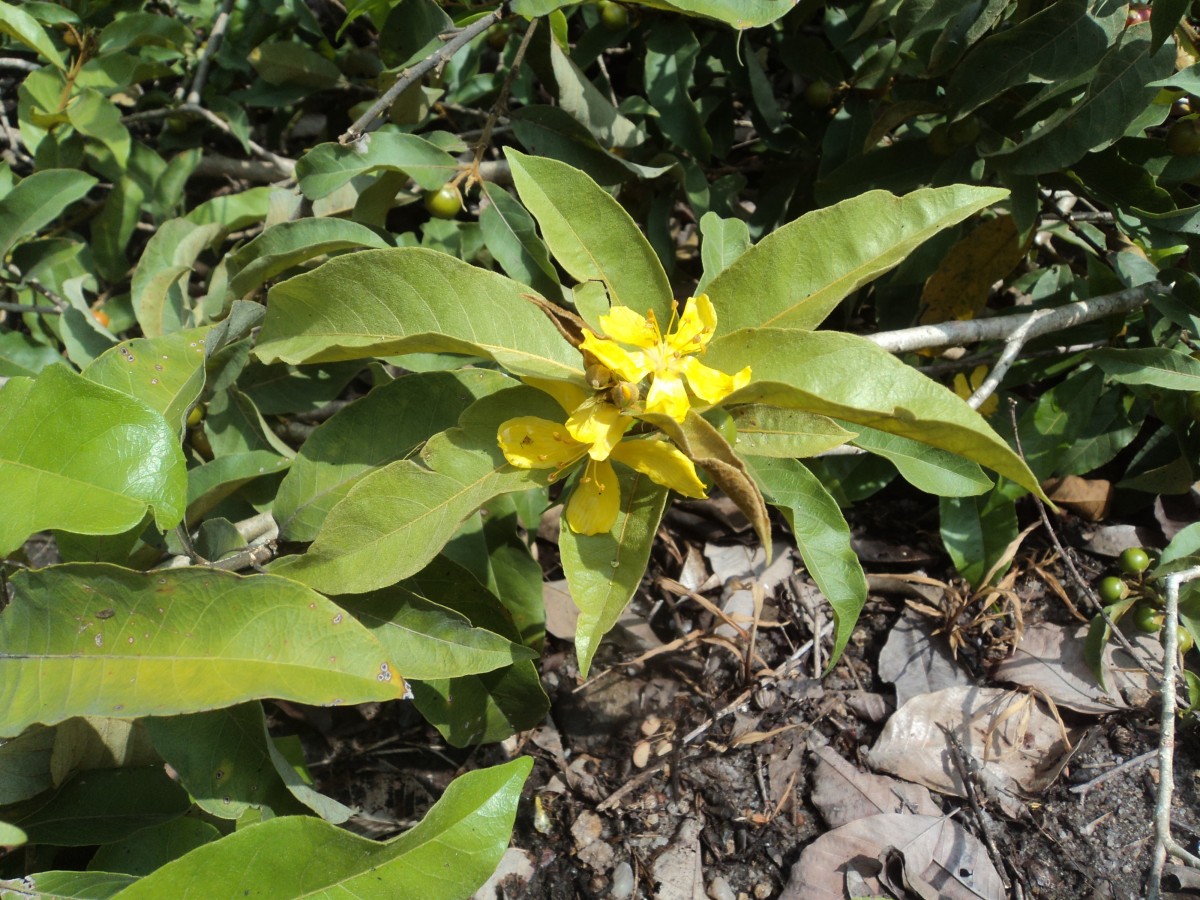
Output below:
[939,490,1018,587]
[560,468,669,676]
[2,766,189,846]
[0,0,66,69]
[410,660,548,746]
[508,106,640,187]
[479,183,563,302]
[130,219,222,337]
[697,212,750,294]
[705,186,1009,333]
[88,817,220,877]
[254,248,582,380]
[549,40,645,150]
[992,24,1176,175]
[275,370,512,541]
[66,89,131,168]
[0,564,407,737]
[629,0,795,28]
[0,169,97,261]
[0,821,26,849]
[0,330,62,377]
[0,366,186,555]
[729,406,856,458]
[270,387,562,594]
[0,870,134,898]
[645,19,711,162]
[506,149,673,323]
[0,725,55,806]
[1152,0,1189,52]
[1091,347,1200,391]
[295,133,458,200]
[113,758,533,900]
[185,186,272,231]
[185,451,291,522]
[745,456,867,670]
[227,219,391,297]
[145,703,346,821]
[706,330,1042,496]
[83,327,209,433]
[249,41,343,89]
[848,425,992,497]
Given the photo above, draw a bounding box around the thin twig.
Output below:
[338,8,504,145]
[1147,565,1200,898]
[123,104,294,176]
[939,724,1015,897]
[464,17,537,190]
[0,300,61,315]
[185,0,234,106]
[966,308,1052,411]
[1068,748,1156,796]
[4,265,68,310]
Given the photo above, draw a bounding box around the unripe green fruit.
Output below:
[804,80,834,109]
[597,1,628,30]
[947,116,981,147]
[425,184,462,219]
[1118,547,1151,576]
[1098,576,1129,604]
[1131,603,1163,633]
[186,405,205,428]
[1179,628,1195,655]
[1167,119,1200,156]
[486,26,508,51]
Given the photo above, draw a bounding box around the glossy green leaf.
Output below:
[0,564,407,737]
[88,817,220,877]
[0,0,66,69]
[705,186,1008,333]
[506,149,673,323]
[993,24,1175,175]
[1,766,189,846]
[145,703,346,821]
[697,212,750,294]
[83,327,209,433]
[254,248,582,380]
[275,370,511,541]
[295,133,458,200]
[411,659,548,747]
[270,387,561,594]
[1091,346,1200,391]
[130,219,222,337]
[0,870,134,898]
[114,758,533,900]
[227,219,391,297]
[746,456,867,669]
[479,183,563,302]
[848,425,992,497]
[707,330,1042,496]
[0,169,96,261]
[729,406,855,458]
[0,366,186,555]
[560,468,669,676]
[940,490,1019,587]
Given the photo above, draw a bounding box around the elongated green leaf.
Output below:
[186,451,291,522]
[0,726,55,806]
[2,767,189,846]
[550,40,645,150]
[83,327,209,433]
[0,1,66,69]
[560,468,669,676]
[993,24,1175,175]
[254,248,582,380]
[940,491,1019,587]
[114,758,533,900]
[1091,347,1200,391]
[506,149,673,324]
[88,818,220,877]
[145,703,345,821]
[0,367,186,555]
[130,219,222,337]
[848,425,992,497]
[645,20,710,162]
[479,183,563,302]
[729,406,855,458]
[411,659,548,747]
[508,106,640,187]
[0,564,407,737]
[697,212,749,294]
[66,89,130,168]
[0,870,134,898]
[745,456,866,669]
[227,219,390,297]
[250,41,342,89]
[624,0,796,28]
[0,331,62,378]
[337,586,535,680]
[0,170,96,261]
[276,370,512,541]
[270,387,561,594]
[705,186,1008,334]
[295,133,458,200]
[706,330,1042,496]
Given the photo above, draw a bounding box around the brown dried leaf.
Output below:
[810,746,941,829]
[1043,475,1113,522]
[920,215,1027,323]
[878,609,971,709]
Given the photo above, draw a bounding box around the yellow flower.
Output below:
[497,382,706,535]
[579,294,751,422]
[953,365,999,417]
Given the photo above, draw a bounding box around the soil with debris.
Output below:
[283,487,1200,900]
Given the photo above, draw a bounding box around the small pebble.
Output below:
[708,876,736,900]
[753,883,772,899]
[611,861,634,899]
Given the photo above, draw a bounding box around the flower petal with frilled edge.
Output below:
[667,294,717,354]
[498,416,587,469]
[523,378,591,416]
[680,356,752,405]
[599,305,659,347]
[566,458,621,534]
[566,397,632,460]
[611,439,707,498]
[644,371,691,422]
[580,330,652,383]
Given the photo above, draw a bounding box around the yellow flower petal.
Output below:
[565,397,632,460]
[644,372,692,421]
[667,294,717,353]
[497,416,587,469]
[599,306,658,347]
[566,459,620,534]
[581,331,651,383]
[611,439,707,498]
[523,378,591,416]
[680,356,751,405]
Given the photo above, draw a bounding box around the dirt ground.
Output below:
[286,487,1200,900]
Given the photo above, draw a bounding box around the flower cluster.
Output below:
[497,295,750,535]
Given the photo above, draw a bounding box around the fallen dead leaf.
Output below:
[1043,475,1113,522]
[543,579,579,640]
[878,609,972,709]
[781,813,1004,900]
[650,815,705,900]
[810,746,941,828]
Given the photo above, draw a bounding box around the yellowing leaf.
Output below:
[921,215,1027,323]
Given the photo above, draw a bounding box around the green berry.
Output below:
[1130,603,1163,633]
[1118,547,1151,576]
[804,80,834,109]
[947,116,981,147]
[1179,628,1195,655]
[1098,576,1129,604]
[425,184,462,219]
[597,1,628,30]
